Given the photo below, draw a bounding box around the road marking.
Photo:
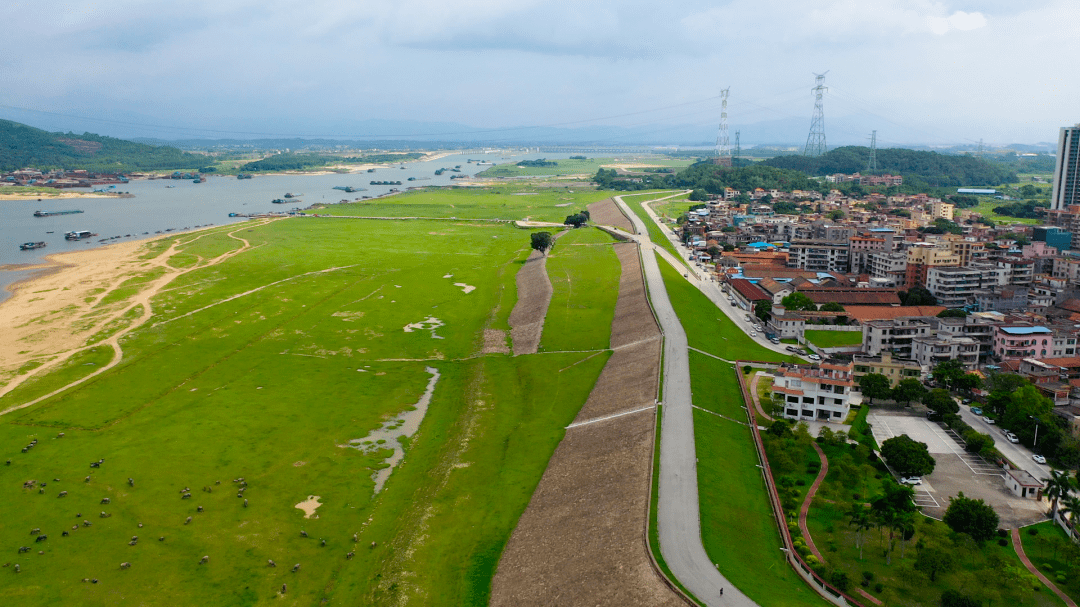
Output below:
[565,405,655,430]
[691,405,750,426]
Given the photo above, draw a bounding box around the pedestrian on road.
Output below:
[720,588,724,596]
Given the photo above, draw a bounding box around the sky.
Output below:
[2,0,1078,146]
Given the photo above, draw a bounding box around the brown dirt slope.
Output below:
[490,242,683,606]
[588,197,633,233]
[508,250,552,355]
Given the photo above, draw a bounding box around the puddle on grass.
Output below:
[342,367,441,494]
[403,317,444,339]
[453,283,476,294]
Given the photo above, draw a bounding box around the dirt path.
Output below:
[0,219,276,415]
[748,373,775,422]
[491,242,685,606]
[798,443,828,562]
[587,197,634,233]
[508,250,553,356]
[1013,528,1078,607]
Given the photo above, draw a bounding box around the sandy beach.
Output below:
[0,190,123,201]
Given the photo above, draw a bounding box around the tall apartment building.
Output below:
[926,266,985,308]
[771,362,855,422]
[1052,124,1080,211]
[905,245,961,289]
[931,200,955,221]
[868,251,908,285]
[786,241,851,272]
[942,235,988,266]
[848,235,887,274]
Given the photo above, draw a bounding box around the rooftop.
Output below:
[999,326,1052,335]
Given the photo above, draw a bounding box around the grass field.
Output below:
[691,354,828,606]
[649,193,694,221]
[656,255,793,363]
[554,226,619,245]
[968,199,1042,225]
[0,198,616,605]
[540,236,621,352]
[475,157,692,179]
[1019,521,1080,603]
[308,185,608,223]
[804,330,863,349]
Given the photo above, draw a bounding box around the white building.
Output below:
[1052,124,1080,211]
[771,361,856,422]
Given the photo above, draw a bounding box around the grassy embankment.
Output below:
[309,185,610,223]
[804,329,864,349]
[0,190,617,606]
[540,231,620,352]
[619,191,689,268]
[654,254,824,606]
[1020,520,1080,604]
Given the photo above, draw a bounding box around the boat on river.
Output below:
[19,241,46,250]
[34,209,84,217]
[284,193,302,198]
[64,230,97,240]
[271,199,287,204]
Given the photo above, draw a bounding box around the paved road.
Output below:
[613,195,756,607]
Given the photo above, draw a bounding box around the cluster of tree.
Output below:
[530,231,553,253]
[516,159,557,167]
[593,163,820,194]
[341,152,424,164]
[987,152,1057,174]
[761,146,1018,187]
[568,155,587,160]
[564,209,590,227]
[984,376,1080,467]
[992,199,1048,219]
[0,119,207,172]
[240,153,338,171]
[919,218,964,235]
[898,287,937,306]
[775,292,843,313]
[881,435,936,476]
[946,194,982,208]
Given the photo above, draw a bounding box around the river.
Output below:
[0,151,582,301]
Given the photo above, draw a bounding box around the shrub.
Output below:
[1029,528,1039,536]
[796,479,806,486]
[779,476,795,488]
[873,583,883,593]
[998,538,1008,546]
[997,528,1007,538]
[743,365,752,374]
[1042,563,1054,571]
[829,570,851,592]
[852,493,861,501]
[941,589,980,607]
[1056,574,1067,584]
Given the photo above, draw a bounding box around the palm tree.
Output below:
[848,503,872,560]
[1044,469,1074,521]
[1061,496,1080,529]
[894,510,916,560]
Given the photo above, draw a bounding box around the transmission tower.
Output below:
[715,88,731,165]
[867,130,877,173]
[803,72,828,157]
[734,131,741,162]
[977,138,984,157]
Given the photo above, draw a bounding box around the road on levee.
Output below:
[613,194,758,607]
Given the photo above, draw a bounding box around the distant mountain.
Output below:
[0,119,208,172]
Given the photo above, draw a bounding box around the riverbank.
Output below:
[0,189,126,200]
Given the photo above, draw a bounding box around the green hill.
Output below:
[0,119,207,172]
[761,146,1017,187]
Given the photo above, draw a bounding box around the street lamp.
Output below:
[1029,415,1040,447]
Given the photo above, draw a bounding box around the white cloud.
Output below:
[926,10,988,35]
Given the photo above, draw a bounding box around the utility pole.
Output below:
[734,131,741,162]
[716,88,731,166]
[803,72,828,157]
[867,130,877,173]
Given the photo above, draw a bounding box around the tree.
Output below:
[937,308,968,318]
[915,546,954,581]
[819,301,845,312]
[932,359,967,389]
[899,287,938,306]
[943,492,999,542]
[564,213,588,227]
[722,243,735,252]
[955,373,982,393]
[781,292,817,311]
[848,503,873,560]
[689,188,709,201]
[881,435,936,477]
[859,373,892,404]
[891,378,927,406]
[1060,495,1080,526]
[707,245,722,258]
[754,299,772,322]
[941,589,980,607]
[961,430,994,454]
[530,231,552,252]
[924,388,959,415]
[767,419,793,438]
[1045,470,1074,521]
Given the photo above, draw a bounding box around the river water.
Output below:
[0,151,580,301]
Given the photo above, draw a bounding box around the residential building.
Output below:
[852,352,924,387]
[931,200,955,221]
[992,326,1055,360]
[765,304,805,341]
[868,251,908,285]
[727,278,770,311]
[848,236,887,274]
[905,245,960,289]
[1052,124,1080,211]
[911,333,980,370]
[787,241,851,272]
[926,266,984,308]
[863,317,934,358]
[771,361,856,422]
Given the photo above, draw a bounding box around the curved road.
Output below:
[613,195,757,607]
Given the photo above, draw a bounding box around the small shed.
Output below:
[1005,468,1044,499]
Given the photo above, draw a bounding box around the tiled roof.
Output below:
[729,279,770,302]
[843,306,947,322]
[799,288,902,306]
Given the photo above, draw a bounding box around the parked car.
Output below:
[1033,455,1047,464]
[926,411,944,422]
[749,332,757,338]
[900,477,923,485]
[983,416,995,424]
[970,407,983,416]
[1007,434,1019,444]
[796,349,807,355]
[808,354,822,361]
[770,338,781,345]
[785,346,798,352]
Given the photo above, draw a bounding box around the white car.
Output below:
[1033,455,1047,464]
[983,416,995,424]
[808,354,822,361]
[1007,434,1019,444]
[900,477,923,485]
[749,332,757,338]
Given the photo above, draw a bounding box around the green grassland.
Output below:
[540,236,621,352]
[649,193,694,221]
[0,198,616,605]
[308,185,609,223]
[476,156,692,179]
[692,354,828,606]
[554,226,620,245]
[803,330,863,349]
[1019,521,1080,603]
[618,192,688,266]
[968,197,1042,225]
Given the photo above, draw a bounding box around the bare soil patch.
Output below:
[483,328,510,354]
[491,241,680,606]
[508,250,552,356]
[587,198,634,233]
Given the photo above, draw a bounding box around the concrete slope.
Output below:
[613,195,758,607]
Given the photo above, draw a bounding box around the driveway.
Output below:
[956,406,1053,480]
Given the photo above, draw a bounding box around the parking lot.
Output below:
[867,408,1048,527]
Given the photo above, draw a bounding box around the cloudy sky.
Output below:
[2,0,1077,145]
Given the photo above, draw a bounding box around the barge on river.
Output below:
[34,209,84,217]
[64,230,97,240]
[19,241,47,250]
